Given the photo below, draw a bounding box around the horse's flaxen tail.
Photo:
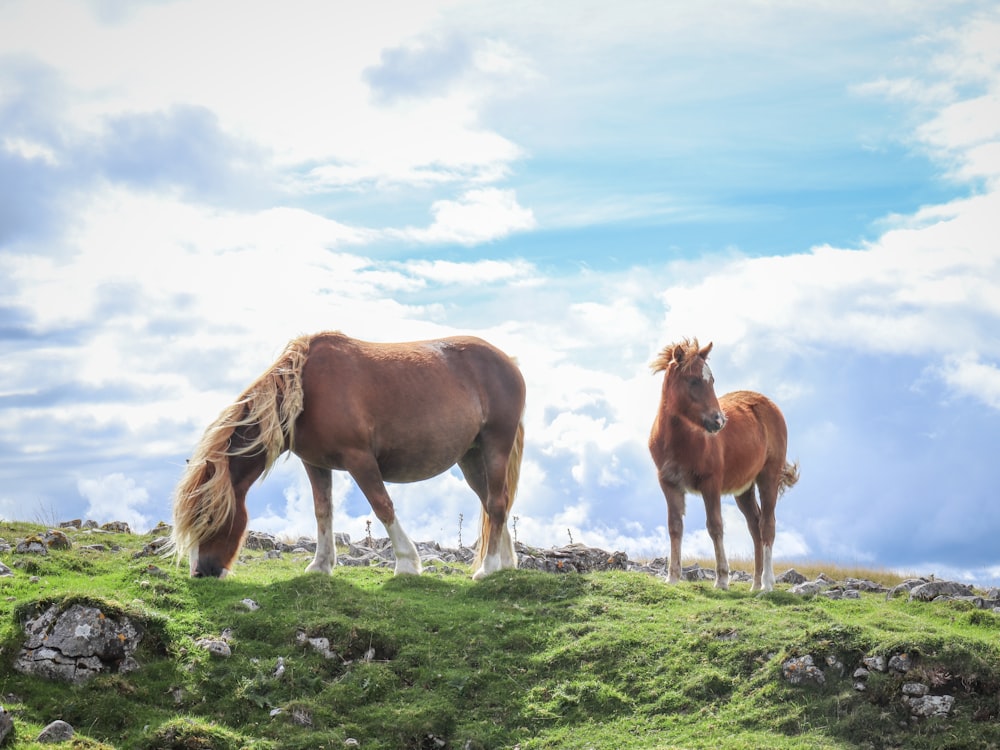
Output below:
[778,460,800,497]
[170,335,311,561]
[472,419,525,570]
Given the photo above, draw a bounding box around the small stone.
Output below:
[37,719,74,743]
[196,638,232,658]
[863,655,887,672]
[889,653,913,674]
[789,581,822,595]
[0,705,14,746]
[781,655,826,686]
[902,682,929,696]
[906,694,954,718]
[776,568,807,585]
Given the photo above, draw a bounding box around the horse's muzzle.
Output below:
[703,412,727,434]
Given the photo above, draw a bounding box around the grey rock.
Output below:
[776,568,807,585]
[196,638,232,658]
[37,719,74,743]
[789,581,823,596]
[889,653,914,674]
[782,655,826,686]
[863,655,887,672]
[16,603,143,684]
[909,580,974,602]
[0,705,13,746]
[905,694,954,718]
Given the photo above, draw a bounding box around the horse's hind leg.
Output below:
[755,474,780,592]
[734,486,763,591]
[461,436,516,580]
[303,462,336,574]
[347,454,422,575]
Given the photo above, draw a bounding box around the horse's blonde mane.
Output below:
[171,334,311,559]
[650,338,703,374]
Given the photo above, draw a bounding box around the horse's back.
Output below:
[719,390,789,470]
[295,333,523,478]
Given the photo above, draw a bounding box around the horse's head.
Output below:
[656,339,727,434]
[189,502,248,578]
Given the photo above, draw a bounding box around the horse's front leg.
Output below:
[702,487,730,590]
[347,455,422,575]
[659,481,686,584]
[303,462,336,574]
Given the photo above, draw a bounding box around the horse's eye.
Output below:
[688,377,702,388]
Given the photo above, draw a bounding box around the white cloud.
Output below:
[392,188,536,245]
[77,472,152,532]
[399,257,536,285]
[937,353,1000,409]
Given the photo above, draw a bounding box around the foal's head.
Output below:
[652,339,727,433]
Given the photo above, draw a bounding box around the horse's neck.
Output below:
[662,412,707,453]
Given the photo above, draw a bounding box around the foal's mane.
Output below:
[171,334,312,559]
[650,338,704,375]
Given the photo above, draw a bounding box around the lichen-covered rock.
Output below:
[782,655,826,686]
[905,694,954,718]
[889,653,914,674]
[517,543,628,573]
[15,603,143,684]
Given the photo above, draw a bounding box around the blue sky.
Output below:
[3,0,1000,583]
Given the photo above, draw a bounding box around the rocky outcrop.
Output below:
[786,650,959,721]
[14,603,144,685]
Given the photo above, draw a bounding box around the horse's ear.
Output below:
[672,344,686,365]
[699,342,713,360]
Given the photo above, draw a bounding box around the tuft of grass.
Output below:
[1,521,999,749]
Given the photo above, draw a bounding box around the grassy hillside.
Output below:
[1,521,999,749]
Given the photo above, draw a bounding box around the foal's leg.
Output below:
[702,487,730,590]
[303,462,336,574]
[347,454,422,575]
[734,486,763,591]
[756,474,780,592]
[659,481,686,584]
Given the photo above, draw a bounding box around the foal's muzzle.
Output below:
[704,411,727,434]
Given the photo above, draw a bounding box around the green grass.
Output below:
[2,521,999,749]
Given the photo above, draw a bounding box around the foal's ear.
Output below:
[698,342,713,360]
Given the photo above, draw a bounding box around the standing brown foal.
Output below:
[648,339,798,591]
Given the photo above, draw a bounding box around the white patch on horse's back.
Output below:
[423,341,451,359]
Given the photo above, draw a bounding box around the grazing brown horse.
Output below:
[648,339,798,591]
[172,331,525,580]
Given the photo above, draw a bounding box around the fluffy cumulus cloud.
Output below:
[77,473,152,532]
[2,1,1000,583]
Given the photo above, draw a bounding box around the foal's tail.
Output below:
[472,419,525,570]
[171,335,311,560]
[778,460,800,497]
